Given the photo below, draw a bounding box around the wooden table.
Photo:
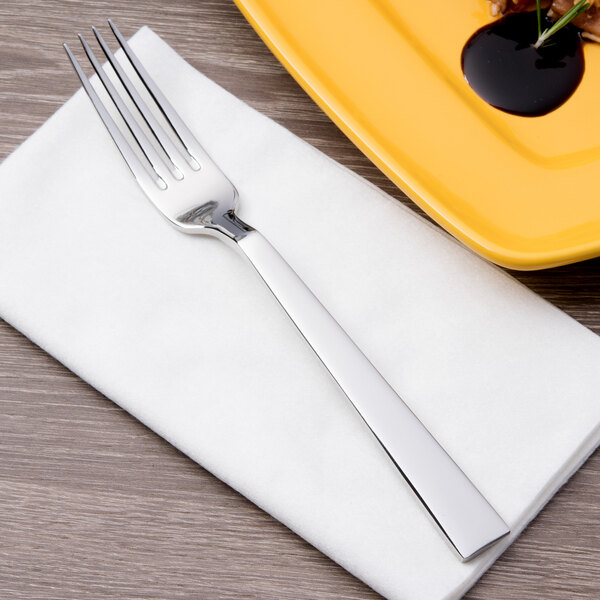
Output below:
[1,1,599,598]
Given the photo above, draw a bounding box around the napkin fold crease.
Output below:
[1,28,600,600]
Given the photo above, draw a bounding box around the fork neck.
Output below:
[176,202,254,244]
[212,209,255,243]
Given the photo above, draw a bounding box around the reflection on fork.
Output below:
[63,21,509,561]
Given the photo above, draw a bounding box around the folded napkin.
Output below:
[1,27,600,600]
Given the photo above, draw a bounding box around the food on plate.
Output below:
[461,1,593,116]
[488,0,600,41]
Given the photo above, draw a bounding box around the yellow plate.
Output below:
[234,0,600,269]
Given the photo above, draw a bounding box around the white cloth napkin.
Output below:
[1,27,600,600]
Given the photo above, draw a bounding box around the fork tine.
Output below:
[108,19,202,170]
[63,43,166,190]
[92,26,195,173]
[78,34,183,181]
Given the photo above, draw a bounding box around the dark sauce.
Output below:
[461,11,584,117]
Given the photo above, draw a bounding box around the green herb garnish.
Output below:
[534,0,593,49]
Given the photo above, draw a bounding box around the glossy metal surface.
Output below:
[64,21,510,560]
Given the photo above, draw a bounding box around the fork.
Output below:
[63,21,509,561]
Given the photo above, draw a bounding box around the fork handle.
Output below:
[236,229,509,560]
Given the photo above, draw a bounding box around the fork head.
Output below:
[64,20,253,243]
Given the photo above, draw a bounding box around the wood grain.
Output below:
[0,1,599,598]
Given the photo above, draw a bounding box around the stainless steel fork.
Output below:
[64,21,509,560]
